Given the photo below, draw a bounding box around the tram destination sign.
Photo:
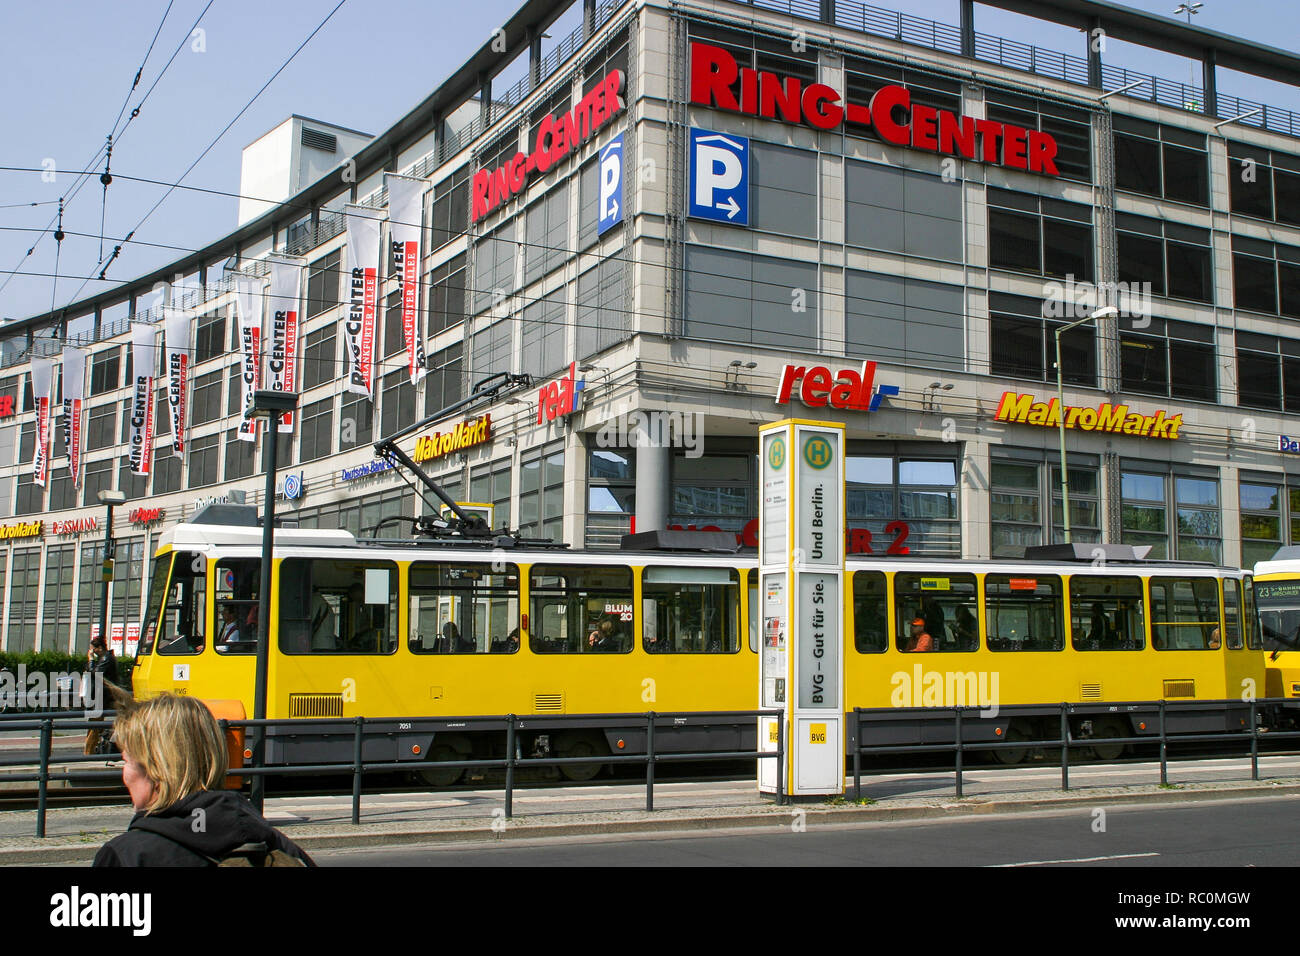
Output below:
[690,42,1061,176]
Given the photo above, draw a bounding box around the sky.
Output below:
[0,0,1296,324]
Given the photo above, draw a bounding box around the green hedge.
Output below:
[0,651,134,700]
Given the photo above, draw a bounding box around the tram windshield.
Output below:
[1255,579,1300,652]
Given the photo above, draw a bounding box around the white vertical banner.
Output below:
[61,347,87,487]
[344,205,381,398]
[30,356,54,487]
[268,258,302,433]
[386,174,428,385]
[162,307,191,458]
[128,324,157,476]
[235,274,263,442]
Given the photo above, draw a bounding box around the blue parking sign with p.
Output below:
[689,128,748,226]
[597,135,624,236]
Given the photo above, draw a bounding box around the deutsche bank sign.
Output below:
[598,135,624,236]
[689,128,748,225]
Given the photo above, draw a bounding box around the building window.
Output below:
[117,455,147,501]
[1113,116,1208,206]
[192,370,222,425]
[1236,331,1300,411]
[90,349,121,395]
[990,454,1100,557]
[195,307,227,364]
[473,221,516,315]
[988,188,1093,280]
[847,454,961,557]
[751,142,818,240]
[299,397,333,463]
[845,161,961,261]
[430,167,469,250]
[306,250,341,318]
[427,253,467,336]
[523,185,569,285]
[86,402,116,451]
[226,362,243,416]
[470,457,513,530]
[576,255,627,360]
[1240,480,1284,569]
[109,538,145,637]
[83,458,113,506]
[984,90,1092,182]
[153,444,181,494]
[379,368,416,437]
[8,548,41,652]
[1227,141,1300,226]
[684,247,817,350]
[1119,318,1216,402]
[518,441,565,541]
[577,159,600,250]
[586,448,634,549]
[339,392,374,451]
[1232,236,1300,318]
[77,541,103,654]
[382,290,404,358]
[671,452,752,535]
[1116,213,1213,303]
[1121,469,1221,563]
[302,324,336,390]
[224,428,255,481]
[40,544,75,652]
[15,473,43,515]
[520,289,567,380]
[189,433,219,487]
[988,292,1096,386]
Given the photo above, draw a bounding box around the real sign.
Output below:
[689,129,748,224]
[537,362,585,424]
[776,360,899,412]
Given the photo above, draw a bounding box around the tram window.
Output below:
[278,559,399,655]
[408,562,520,654]
[985,574,1064,652]
[893,573,978,652]
[748,573,758,654]
[1244,574,1263,650]
[642,566,740,653]
[155,552,207,656]
[1149,576,1220,650]
[1223,579,1243,650]
[1069,575,1145,650]
[853,571,887,654]
[212,559,261,655]
[530,565,633,654]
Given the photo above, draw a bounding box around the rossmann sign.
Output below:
[776,361,899,412]
[995,392,1183,439]
[690,42,1061,176]
[471,70,626,222]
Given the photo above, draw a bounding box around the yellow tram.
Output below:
[132,507,1263,781]
[1250,548,1300,700]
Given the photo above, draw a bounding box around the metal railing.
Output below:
[0,708,784,838]
[849,697,1300,800]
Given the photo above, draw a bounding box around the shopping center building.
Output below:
[1,0,1298,653]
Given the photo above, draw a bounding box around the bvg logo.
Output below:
[803,437,832,470]
[767,436,786,470]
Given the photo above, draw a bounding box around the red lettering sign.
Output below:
[0,395,13,418]
[537,362,585,424]
[689,43,1059,176]
[129,507,166,525]
[775,361,898,412]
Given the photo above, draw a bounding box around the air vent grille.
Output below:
[289,693,344,718]
[1080,683,1102,700]
[1163,680,1196,699]
[534,694,564,713]
[301,128,337,152]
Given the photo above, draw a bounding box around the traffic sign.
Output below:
[597,134,624,236]
[689,128,748,225]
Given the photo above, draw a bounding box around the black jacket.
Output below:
[92,790,315,867]
[87,650,118,686]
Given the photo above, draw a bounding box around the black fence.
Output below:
[0,708,785,838]
[849,697,1300,800]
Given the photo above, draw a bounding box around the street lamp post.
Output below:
[244,389,298,811]
[97,490,127,653]
[1055,306,1118,544]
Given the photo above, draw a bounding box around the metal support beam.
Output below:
[478,71,491,127]
[1203,46,1219,117]
[819,0,834,25]
[960,0,975,58]
[1087,15,1103,88]
[529,27,542,89]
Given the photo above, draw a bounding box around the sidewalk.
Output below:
[3,771,1298,865]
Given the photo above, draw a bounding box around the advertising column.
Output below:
[758,419,845,798]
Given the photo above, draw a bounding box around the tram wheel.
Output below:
[557,735,604,782]
[1089,721,1127,762]
[418,745,465,788]
[993,725,1030,766]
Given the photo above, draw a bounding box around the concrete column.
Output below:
[635,437,670,533]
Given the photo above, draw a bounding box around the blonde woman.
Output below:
[93,694,313,867]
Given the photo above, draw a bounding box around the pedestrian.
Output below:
[93,693,314,867]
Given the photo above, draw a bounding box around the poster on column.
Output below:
[30,356,53,487]
[386,175,428,385]
[162,307,190,457]
[235,275,263,442]
[111,623,124,656]
[343,206,381,399]
[268,259,301,432]
[128,324,157,476]
[62,347,87,486]
[126,623,140,657]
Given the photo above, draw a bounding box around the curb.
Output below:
[3,780,1299,865]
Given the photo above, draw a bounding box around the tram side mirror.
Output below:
[365,568,389,605]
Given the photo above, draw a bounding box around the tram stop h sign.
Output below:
[758,420,845,798]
